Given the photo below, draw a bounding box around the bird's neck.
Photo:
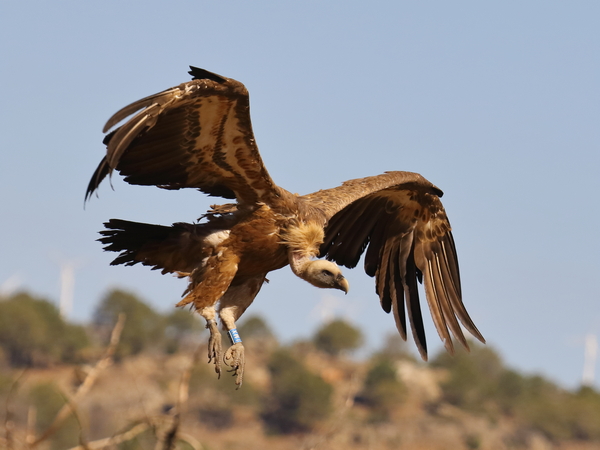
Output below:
[288,251,313,279]
[280,221,325,280]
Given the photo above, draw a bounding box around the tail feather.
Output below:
[99,219,207,274]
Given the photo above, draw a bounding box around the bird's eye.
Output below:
[322,270,333,277]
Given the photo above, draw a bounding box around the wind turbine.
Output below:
[59,261,76,319]
[582,333,598,387]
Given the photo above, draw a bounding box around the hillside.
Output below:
[1,342,599,450]
[1,290,599,450]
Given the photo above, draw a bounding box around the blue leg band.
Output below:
[228,328,242,344]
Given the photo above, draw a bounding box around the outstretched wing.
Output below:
[86,67,281,207]
[304,171,484,360]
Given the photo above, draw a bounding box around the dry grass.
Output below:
[0,324,596,450]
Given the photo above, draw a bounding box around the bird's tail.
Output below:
[98,219,206,274]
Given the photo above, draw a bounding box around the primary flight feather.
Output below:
[87,66,484,386]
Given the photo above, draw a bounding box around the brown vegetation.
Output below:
[0,290,598,450]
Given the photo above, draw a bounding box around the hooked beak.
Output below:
[335,276,349,295]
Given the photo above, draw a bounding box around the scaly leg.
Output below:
[198,306,222,377]
[219,306,245,387]
[217,275,267,388]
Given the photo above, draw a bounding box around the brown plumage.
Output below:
[87,66,484,386]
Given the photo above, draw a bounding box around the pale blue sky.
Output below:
[1,1,599,388]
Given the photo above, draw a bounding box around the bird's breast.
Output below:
[227,212,289,277]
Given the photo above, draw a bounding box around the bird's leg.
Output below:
[219,306,245,388]
[198,306,222,378]
[215,274,266,388]
[175,249,241,380]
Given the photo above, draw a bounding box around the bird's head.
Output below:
[303,260,349,294]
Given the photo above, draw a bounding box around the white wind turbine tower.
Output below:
[582,333,598,387]
[59,260,79,319]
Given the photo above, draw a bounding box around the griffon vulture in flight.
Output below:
[86,66,484,386]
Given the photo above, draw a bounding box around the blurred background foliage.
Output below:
[28,382,80,450]
[262,348,333,433]
[312,319,363,356]
[0,292,88,367]
[0,289,599,448]
[356,356,406,422]
[431,342,600,441]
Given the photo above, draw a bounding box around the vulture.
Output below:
[86,66,484,386]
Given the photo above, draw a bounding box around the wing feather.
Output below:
[322,196,388,268]
[441,232,462,298]
[390,243,407,340]
[86,67,282,207]
[431,252,468,349]
[438,235,484,341]
[102,87,174,133]
[375,236,394,314]
[403,238,429,360]
[422,256,455,355]
[107,104,162,167]
[363,219,389,277]
[311,172,484,360]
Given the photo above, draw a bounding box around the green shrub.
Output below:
[432,342,504,412]
[262,349,333,433]
[431,342,600,442]
[568,386,600,440]
[0,292,89,366]
[357,357,405,422]
[238,315,275,340]
[377,333,416,361]
[313,319,363,356]
[93,289,164,358]
[163,308,204,353]
[513,375,572,440]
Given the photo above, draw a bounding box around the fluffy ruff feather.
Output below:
[279,221,324,258]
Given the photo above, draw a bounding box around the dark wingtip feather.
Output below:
[404,244,429,361]
[102,129,117,146]
[85,129,118,204]
[85,157,111,203]
[188,66,227,83]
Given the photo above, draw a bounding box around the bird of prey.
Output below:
[86,66,484,386]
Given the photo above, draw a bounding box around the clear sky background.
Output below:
[1,1,599,389]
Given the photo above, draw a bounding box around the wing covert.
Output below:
[86,67,281,207]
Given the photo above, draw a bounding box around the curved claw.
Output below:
[206,320,222,378]
[224,342,245,388]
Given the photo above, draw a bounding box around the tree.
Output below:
[163,308,204,353]
[0,292,88,366]
[238,314,275,340]
[356,356,405,422]
[262,349,333,433]
[93,289,164,358]
[429,341,600,441]
[377,333,415,361]
[431,342,504,412]
[568,386,600,440]
[313,319,363,356]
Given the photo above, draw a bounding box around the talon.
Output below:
[206,320,222,378]
[223,342,245,387]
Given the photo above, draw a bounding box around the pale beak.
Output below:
[336,276,349,295]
